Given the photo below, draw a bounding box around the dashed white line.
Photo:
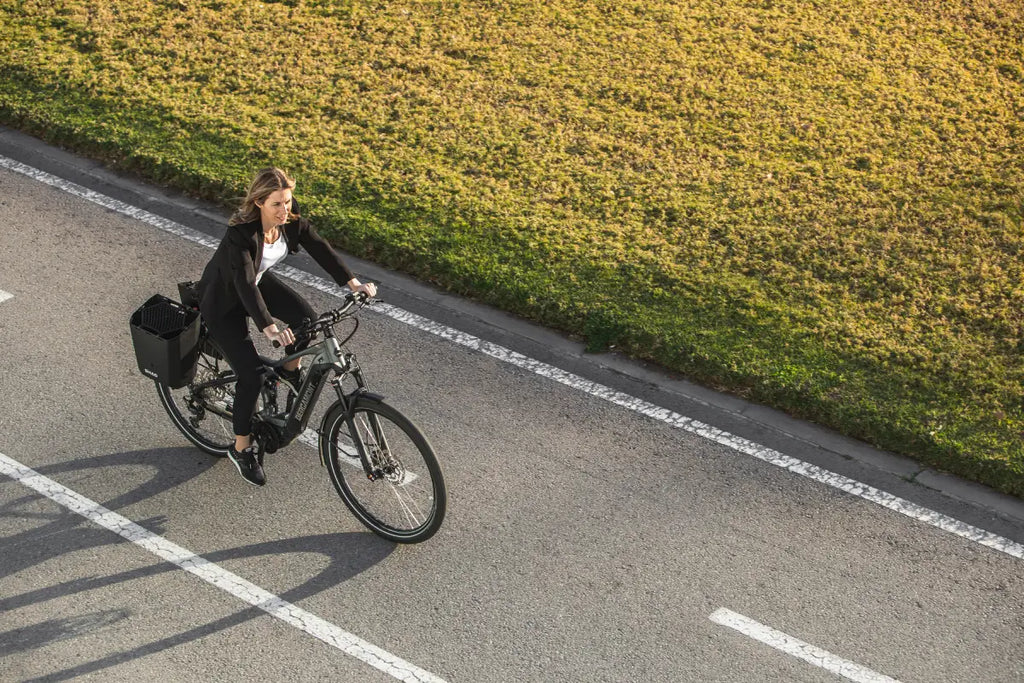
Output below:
[0,288,12,304]
[0,450,447,683]
[1,154,1022,563]
[710,608,901,682]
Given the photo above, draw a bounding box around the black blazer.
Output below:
[198,202,355,330]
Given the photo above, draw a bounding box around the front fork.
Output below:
[321,362,383,480]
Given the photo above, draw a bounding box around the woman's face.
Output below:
[258,188,293,227]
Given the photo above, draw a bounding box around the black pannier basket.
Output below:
[130,294,201,388]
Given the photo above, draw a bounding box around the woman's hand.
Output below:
[263,323,295,348]
[348,279,377,298]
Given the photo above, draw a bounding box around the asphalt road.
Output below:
[1,137,1022,682]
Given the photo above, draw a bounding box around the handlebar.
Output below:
[271,291,373,348]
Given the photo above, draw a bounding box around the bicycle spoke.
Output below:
[388,480,427,526]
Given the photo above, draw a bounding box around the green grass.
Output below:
[2,0,1023,494]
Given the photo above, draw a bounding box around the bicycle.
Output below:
[154,289,446,544]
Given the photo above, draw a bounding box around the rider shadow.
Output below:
[1,448,395,679]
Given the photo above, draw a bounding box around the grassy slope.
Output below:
[2,0,1023,493]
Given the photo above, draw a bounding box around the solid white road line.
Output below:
[0,288,12,303]
[0,450,447,683]
[710,608,901,683]
[1,154,1021,563]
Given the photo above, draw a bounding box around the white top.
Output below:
[255,233,287,284]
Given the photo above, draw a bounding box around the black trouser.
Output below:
[204,272,316,437]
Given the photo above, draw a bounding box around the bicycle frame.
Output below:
[191,321,378,467]
[262,334,361,444]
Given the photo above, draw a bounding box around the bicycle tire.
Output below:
[156,344,236,457]
[321,396,446,543]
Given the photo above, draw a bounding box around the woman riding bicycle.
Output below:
[197,167,376,487]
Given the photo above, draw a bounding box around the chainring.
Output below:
[252,420,282,456]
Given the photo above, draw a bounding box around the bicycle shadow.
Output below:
[0,447,215,581]
[3,532,393,681]
[0,609,132,656]
[0,448,395,680]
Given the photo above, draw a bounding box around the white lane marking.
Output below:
[0,450,446,683]
[0,289,12,304]
[2,155,1022,562]
[710,608,901,683]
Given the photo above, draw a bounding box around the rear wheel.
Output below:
[322,397,446,543]
[157,342,236,457]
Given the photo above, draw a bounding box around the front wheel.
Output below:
[322,397,446,543]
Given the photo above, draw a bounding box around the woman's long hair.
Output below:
[229,167,298,225]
